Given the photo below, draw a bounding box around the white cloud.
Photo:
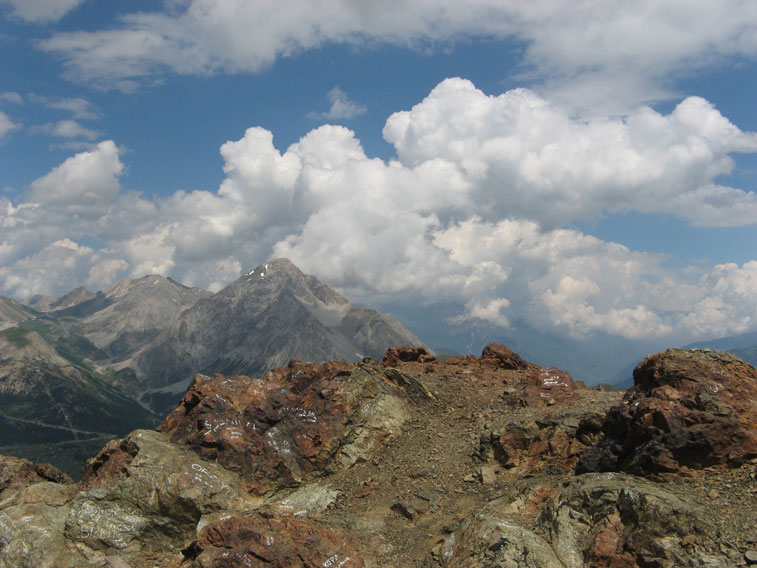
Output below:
[309,87,367,120]
[2,79,757,343]
[0,111,20,139]
[0,92,23,104]
[0,239,96,300]
[26,140,123,218]
[383,79,757,228]
[36,1,757,110]
[0,0,85,23]
[33,119,102,140]
[28,95,99,120]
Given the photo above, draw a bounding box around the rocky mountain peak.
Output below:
[51,286,96,311]
[231,258,347,309]
[133,260,424,408]
[103,274,195,302]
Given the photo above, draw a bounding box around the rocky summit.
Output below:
[0,345,756,567]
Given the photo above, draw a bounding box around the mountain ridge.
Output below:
[132,259,423,411]
[0,344,754,566]
[0,259,425,472]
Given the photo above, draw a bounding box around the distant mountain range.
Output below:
[683,331,757,367]
[0,259,422,475]
[4,256,756,477]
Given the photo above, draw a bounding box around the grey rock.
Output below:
[430,512,563,567]
[538,473,732,568]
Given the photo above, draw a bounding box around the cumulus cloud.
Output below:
[2,79,757,343]
[26,140,123,217]
[0,0,85,23]
[0,239,98,300]
[309,87,367,120]
[383,79,757,228]
[0,111,20,139]
[36,1,757,110]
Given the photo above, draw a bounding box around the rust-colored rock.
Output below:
[522,365,585,406]
[483,414,601,473]
[382,345,436,366]
[159,358,431,494]
[479,343,530,370]
[579,348,757,475]
[183,515,364,567]
[0,454,72,496]
[81,436,138,485]
[392,343,583,408]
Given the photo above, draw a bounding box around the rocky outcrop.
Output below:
[3,259,427,472]
[1,345,754,567]
[478,412,603,474]
[159,357,432,494]
[432,473,735,567]
[442,343,584,407]
[579,348,757,475]
[182,516,365,567]
[0,454,72,496]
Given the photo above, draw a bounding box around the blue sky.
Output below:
[2,0,757,349]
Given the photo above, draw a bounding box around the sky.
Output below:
[1,0,757,350]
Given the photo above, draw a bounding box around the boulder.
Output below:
[538,472,733,568]
[429,512,563,567]
[182,515,364,567]
[490,421,583,472]
[0,454,72,497]
[579,348,757,475]
[479,343,530,371]
[159,359,432,494]
[382,345,436,366]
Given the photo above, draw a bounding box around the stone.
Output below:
[159,358,431,494]
[579,348,757,475]
[262,483,339,517]
[745,550,757,564]
[479,343,531,371]
[182,515,365,567]
[537,472,732,568]
[480,464,499,484]
[522,365,585,407]
[0,454,72,498]
[489,416,592,473]
[382,345,436,366]
[430,512,564,567]
[391,501,422,520]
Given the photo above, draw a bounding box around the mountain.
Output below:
[25,286,96,313]
[0,296,36,331]
[683,330,757,367]
[66,274,212,360]
[1,259,425,472]
[133,259,424,411]
[0,308,161,476]
[1,345,754,567]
